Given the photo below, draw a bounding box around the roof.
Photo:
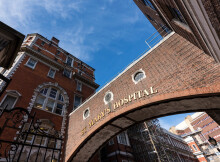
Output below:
[175,112,205,130]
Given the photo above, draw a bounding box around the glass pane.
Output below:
[45,100,54,112]
[63,69,71,78]
[27,58,36,67]
[1,95,17,110]
[49,88,57,98]
[134,72,144,82]
[55,103,63,115]
[66,57,73,66]
[40,88,48,96]
[35,96,45,109]
[58,94,64,102]
[74,96,81,109]
[77,82,82,91]
[48,69,55,78]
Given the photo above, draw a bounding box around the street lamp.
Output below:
[208,136,220,153]
[208,136,217,146]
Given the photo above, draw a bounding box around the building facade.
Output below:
[133,0,220,63]
[0,33,99,161]
[90,120,197,162]
[170,112,220,161]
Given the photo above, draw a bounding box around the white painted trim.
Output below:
[181,0,220,62]
[33,44,63,62]
[25,53,59,71]
[66,56,74,67]
[103,91,114,105]
[83,107,90,120]
[0,91,20,110]
[117,131,130,146]
[25,57,38,69]
[47,68,56,79]
[63,69,72,79]
[69,31,175,116]
[131,68,146,84]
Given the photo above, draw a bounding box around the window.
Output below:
[0,95,17,110]
[132,69,146,84]
[63,69,71,78]
[41,41,45,46]
[48,68,56,78]
[26,58,37,69]
[117,132,129,146]
[76,81,82,91]
[143,0,155,10]
[34,87,65,115]
[56,50,60,55]
[37,48,41,52]
[83,108,90,119]
[108,139,114,145]
[192,144,198,151]
[28,37,33,40]
[66,56,73,67]
[74,95,82,110]
[104,91,113,105]
[167,6,186,24]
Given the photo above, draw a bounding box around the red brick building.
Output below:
[0,33,99,161]
[90,121,197,162]
[170,112,220,161]
[134,0,220,63]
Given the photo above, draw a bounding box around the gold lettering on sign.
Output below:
[81,127,87,136]
[81,87,158,136]
[113,87,158,110]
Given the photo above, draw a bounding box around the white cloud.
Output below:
[0,0,83,29]
[58,23,96,61]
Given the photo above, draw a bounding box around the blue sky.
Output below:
[1,0,195,130]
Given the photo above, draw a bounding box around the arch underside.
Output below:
[69,95,220,162]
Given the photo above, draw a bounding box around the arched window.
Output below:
[34,87,65,115]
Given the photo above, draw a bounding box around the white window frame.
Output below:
[63,69,72,79]
[117,131,130,146]
[76,81,82,92]
[25,57,38,69]
[66,56,74,67]
[35,87,65,116]
[132,69,146,84]
[48,68,56,78]
[0,91,21,110]
[83,107,90,120]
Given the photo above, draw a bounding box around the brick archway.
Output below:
[65,33,220,161]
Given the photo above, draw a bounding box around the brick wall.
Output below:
[66,33,220,161]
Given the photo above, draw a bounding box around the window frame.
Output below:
[0,94,18,110]
[76,81,82,92]
[66,56,74,67]
[48,68,56,79]
[63,69,72,78]
[34,87,65,116]
[73,95,82,110]
[41,41,45,46]
[25,57,38,69]
[117,131,130,146]
[132,69,146,84]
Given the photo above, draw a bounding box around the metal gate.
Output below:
[0,107,62,162]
